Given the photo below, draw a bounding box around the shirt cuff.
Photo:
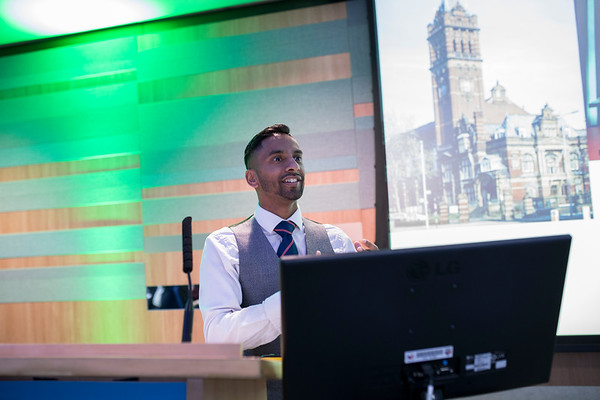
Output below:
[263,291,282,334]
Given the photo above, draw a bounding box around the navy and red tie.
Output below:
[274,220,298,257]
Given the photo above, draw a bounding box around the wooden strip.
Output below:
[0,154,140,183]
[0,251,143,270]
[0,225,143,259]
[144,218,244,237]
[138,2,347,51]
[360,208,376,244]
[0,203,142,235]
[307,169,360,186]
[0,263,146,304]
[0,301,205,344]
[143,180,251,199]
[0,70,137,101]
[353,102,374,118]
[139,53,351,103]
[145,250,203,286]
[142,169,359,200]
[0,357,264,379]
[0,343,241,359]
[145,207,362,238]
[0,300,148,343]
[145,308,205,344]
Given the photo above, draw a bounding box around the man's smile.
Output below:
[282,175,303,185]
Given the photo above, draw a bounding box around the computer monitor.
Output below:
[280,234,572,400]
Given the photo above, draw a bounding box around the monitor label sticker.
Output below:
[404,345,454,364]
[465,351,507,373]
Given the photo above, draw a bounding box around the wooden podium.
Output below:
[0,343,282,400]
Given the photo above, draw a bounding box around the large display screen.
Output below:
[375,0,599,339]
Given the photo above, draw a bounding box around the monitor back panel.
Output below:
[280,235,571,400]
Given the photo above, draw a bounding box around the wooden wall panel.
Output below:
[0,301,203,343]
[0,204,142,235]
[0,252,143,270]
[0,0,376,344]
[0,301,147,343]
[138,54,352,103]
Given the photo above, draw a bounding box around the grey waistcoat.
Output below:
[230,216,335,357]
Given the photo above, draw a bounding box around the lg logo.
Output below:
[407,259,460,279]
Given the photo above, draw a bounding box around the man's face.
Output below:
[246,134,305,210]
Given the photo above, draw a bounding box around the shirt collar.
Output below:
[255,204,304,233]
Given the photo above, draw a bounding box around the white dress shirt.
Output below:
[199,205,355,350]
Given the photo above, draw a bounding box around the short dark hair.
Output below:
[244,124,292,169]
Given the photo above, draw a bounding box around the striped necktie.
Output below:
[274,220,298,257]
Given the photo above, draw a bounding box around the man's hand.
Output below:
[354,239,378,252]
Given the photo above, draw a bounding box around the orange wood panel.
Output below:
[144,218,244,237]
[145,250,203,286]
[353,102,374,118]
[143,169,359,201]
[145,308,205,344]
[0,155,139,183]
[0,251,144,270]
[144,198,361,238]
[360,208,376,243]
[138,2,347,51]
[0,300,204,344]
[0,300,147,343]
[142,168,360,239]
[0,203,142,234]
[306,169,359,186]
[143,180,252,199]
[140,53,351,103]
[241,1,347,35]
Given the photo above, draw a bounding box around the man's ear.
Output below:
[245,169,259,188]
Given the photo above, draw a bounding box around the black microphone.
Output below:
[182,216,193,274]
[181,216,194,342]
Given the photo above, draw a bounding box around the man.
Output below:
[199,123,377,361]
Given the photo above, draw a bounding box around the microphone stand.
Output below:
[181,216,194,343]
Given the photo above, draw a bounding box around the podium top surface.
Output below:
[0,343,281,380]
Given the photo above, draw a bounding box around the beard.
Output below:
[256,172,304,201]
[280,182,304,200]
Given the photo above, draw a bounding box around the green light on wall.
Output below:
[2,0,163,36]
[0,0,270,46]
